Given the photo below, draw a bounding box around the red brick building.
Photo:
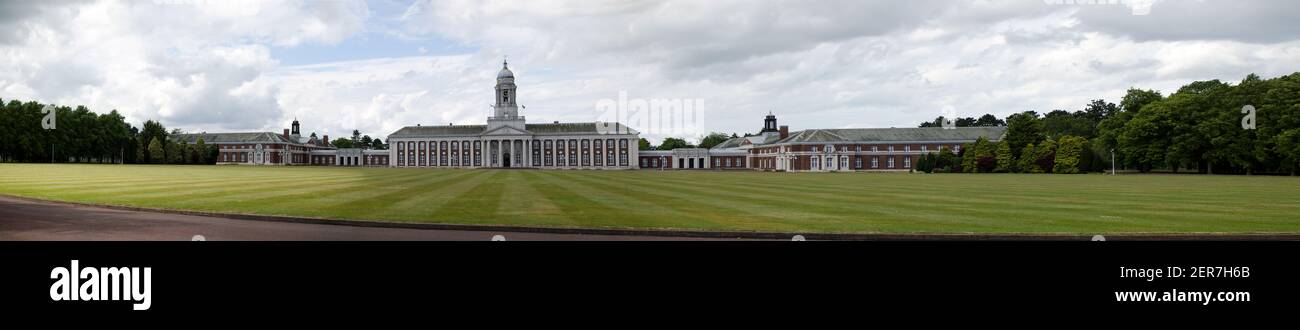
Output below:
[172,119,390,166]
[639,114,1006,172]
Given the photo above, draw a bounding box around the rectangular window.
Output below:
[872,157,879,168]
[545,140,554,166]
[904,156,911,168]
[569,139,578,165]
[463,141,471,166]
[474,141,482,166]
[557,140,566,166]
[619,139,629,166]
[888,157,895,168]
[533,140,542,167]
[606,140,615,166]
[854,157,862,169]
[581,140,590,166]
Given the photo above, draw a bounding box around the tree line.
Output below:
[0,97,387,165]
[919,72,1300,175]
[0,99,138,163]
[330,129,387,150]
[0,98,223,164]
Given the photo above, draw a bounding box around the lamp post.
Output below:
[1110,149,1116,175]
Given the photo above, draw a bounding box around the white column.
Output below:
[624,137,634,168]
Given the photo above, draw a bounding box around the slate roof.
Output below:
[711,133,782,150]
[775,127,1006,144]
[388,125,488,137]
[171,132,292,144]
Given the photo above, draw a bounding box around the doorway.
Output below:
[503,153,512,168]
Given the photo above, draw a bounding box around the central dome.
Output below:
[497,59,514,79]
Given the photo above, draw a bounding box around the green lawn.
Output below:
[1,163,1298,234]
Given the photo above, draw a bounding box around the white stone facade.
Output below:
[387,61,640,170]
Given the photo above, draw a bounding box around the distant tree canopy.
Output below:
[0,99,136,163]
[919,114,1006,128]
[657,137,694,150]
[332,129,386,150]
[918,72,1300,175]
[698,132,732,149]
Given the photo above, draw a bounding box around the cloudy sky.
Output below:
[2,0,1298,144]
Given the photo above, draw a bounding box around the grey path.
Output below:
[0,196,728,241]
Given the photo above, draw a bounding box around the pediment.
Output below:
[482,125,532,136]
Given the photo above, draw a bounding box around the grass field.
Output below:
[1,163,1298,234]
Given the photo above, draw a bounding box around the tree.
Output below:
[936,147,958,172]
[1119,103,1173,172]
[699,132,731,149]
[1032,139,1058,173]
[194,138,208,164]
[1082,99,1118,123]
[371,138,386,150]
[1041,110,1096,140]
[638,138,652,150]
[1018,144,1037,173]
[332,138,355,149]
[658,137,692,150]
[135,137,146,164]
[975,114,1006,127]
[958,137,996,173]
[1004,111,1044,160]
[360,135,373,150]
[919,114,1002,128]
[1121,88,1164,114]
[916,153,933,173]
[994,140,1014,173]
[147,138,164,164]
[1053,135,1088,174]
[167,141,185,164]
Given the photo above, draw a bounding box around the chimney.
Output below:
[283,129,290,140]
[323,135,329,146]
[779,125,789,139]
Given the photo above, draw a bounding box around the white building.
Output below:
[386,61,641,169]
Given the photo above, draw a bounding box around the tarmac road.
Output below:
[0,195,724,241]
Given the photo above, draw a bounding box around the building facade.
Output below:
[641,113,1006,172]
[385,61,641,169]
[175,60,1003,171]
[172,119,390,166]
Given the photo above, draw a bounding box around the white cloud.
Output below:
[3,0,1299,145]
[0,0,369,132]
